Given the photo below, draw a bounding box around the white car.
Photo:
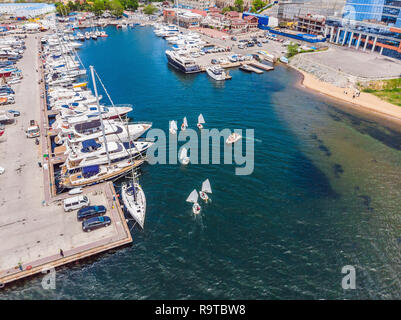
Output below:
[0,166,4,175]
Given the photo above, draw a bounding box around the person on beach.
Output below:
[60,249,64,257]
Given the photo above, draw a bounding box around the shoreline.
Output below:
[289,65,401,127]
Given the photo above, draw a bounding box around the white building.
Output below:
[178,0,215,10]
[0,3,55,18]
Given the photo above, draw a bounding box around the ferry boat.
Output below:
[165,50,201,74]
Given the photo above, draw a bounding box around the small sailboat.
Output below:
[169,120,178,135]
[181,117,188,131]
[121,181,146,229]
[197,114,205,129]
[179,147,190,165]
[226,132,242,144]
[199,179,212,202]
[186,189,201,215]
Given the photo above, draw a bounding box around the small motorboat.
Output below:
[226,132,242,144]
[68,187,83,195]
[239,64,253,72]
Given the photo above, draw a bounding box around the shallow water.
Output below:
[2,27,401,300]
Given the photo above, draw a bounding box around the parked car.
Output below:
[211,58,218,64]
[8,110,20,117]
[231,36,237,41]
[0,166,4,175]
[238,44,245,49]
[64,195,90,212]
[77,205,107,221]
[82,216,111,232]
[247,42,255,47]
[257,42,263,47]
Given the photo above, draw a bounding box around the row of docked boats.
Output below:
[42,26,149,228]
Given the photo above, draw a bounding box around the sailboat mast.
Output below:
[90,65,111,167]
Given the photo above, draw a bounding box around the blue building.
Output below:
[344,0,401,27]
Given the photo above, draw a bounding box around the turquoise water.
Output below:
[2,27,401,299]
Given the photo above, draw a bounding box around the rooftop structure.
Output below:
[0,3,55,18]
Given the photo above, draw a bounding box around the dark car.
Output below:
[231,36,237,41]
[77,205,107,221]
[211,58,218,64]
[82,216,111,232]
[247,42,255,47]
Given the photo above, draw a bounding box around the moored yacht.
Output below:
[165,50,201,74]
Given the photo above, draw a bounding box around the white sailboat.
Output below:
[226,132,242,144]
[186,189,201,215]
[199,179,212,202]
[179,147,190,165]
[169,120,178,135]
[121,181,146,229]
[181,117,188,131]
[197,114,205,129]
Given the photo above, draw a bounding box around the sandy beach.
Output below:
[292,66,401,124]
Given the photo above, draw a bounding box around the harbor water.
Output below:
[2,27,401,299]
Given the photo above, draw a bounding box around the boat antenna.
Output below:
[90,65,111,167]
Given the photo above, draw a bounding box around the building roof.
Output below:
[225,11,240,18]
[190,9,207,17]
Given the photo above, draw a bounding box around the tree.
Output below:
[56,3,70,16]
[120,0,139,10]
[143,4,157,15]
[222,7,231,14]
[252,0,266,12]
[234,0,244,12]
[92,0,105,16]
[110,0,124,17]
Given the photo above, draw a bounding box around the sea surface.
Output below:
[2,27,401,299]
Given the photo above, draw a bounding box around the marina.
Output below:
[0,6,401,300]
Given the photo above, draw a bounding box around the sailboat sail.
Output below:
[186,189,199,203]
[201,179,212,194]
[170,120,178,131]
[179,147,188,160]
[183,117,188,128]
[198,114,205,124]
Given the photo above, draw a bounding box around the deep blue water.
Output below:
[2,27,401,300]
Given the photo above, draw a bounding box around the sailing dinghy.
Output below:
[181,117,188,131]
[226,132,241,144]
[199,179,212,202]
[179,147,190,165]
[186,189,201,215]
[169,120,178,135]
[197,114,205,129]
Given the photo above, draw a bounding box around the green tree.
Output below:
[56,4,70,16]
[252,0,266,12]
[222,7,231,13]
[120,0,139,10]
[234,0,244,12]
[143,4,157,15]
[110,0,124,17]
[92,0,105,16]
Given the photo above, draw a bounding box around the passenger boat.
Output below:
[165,50,201,74]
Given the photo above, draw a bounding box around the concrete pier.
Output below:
[0,34,132,286]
